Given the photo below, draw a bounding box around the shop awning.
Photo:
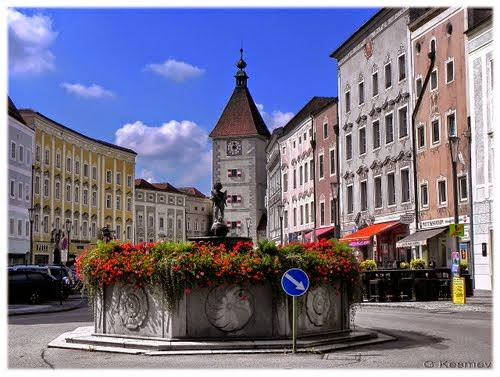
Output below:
[304,226,335,240]
[396,227,447,248]
[339,221,400,244]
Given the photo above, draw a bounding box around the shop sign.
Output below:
[452,277,466,304]
[400,212,414,224]
[420,215,469,229]
[449,224,465,237]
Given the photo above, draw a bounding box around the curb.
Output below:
[8,297,88,317]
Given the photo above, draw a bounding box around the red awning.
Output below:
[304,226,335,240]
[339,221,400,244]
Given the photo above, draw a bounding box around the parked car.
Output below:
[8,269,60,304]
[10,265,75,298]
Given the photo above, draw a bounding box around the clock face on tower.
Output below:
[227,140,242,156]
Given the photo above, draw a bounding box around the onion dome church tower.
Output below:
[209,49,271,244]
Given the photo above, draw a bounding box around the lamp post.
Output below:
[330,181,339,239]
[28,207,34,265]
[246,217,251,238]
[277,204,284,245]
[449,135,460,277]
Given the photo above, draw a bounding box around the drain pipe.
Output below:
[411,49,436,232]
[464,117,475,288]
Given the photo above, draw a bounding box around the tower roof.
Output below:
[209,49,270,139]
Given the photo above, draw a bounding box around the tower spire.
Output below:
[235,48,248,87]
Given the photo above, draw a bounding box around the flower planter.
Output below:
[94,281,350,340]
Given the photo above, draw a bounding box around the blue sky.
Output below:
[8,6,378,195]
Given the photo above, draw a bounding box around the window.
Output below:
[43,178,49,197]
[346,134,352,160]
[26,149,31,165]
[374,176,382,209]
[309,161,313,181]
[106,194,112,209]
[432,118,440,144]
[447,112,457,137]
[92,166,97,180]
[24,185,30,201]
[75,160,80,175]
[284,210,288,228]
[83,163,89,177]
[319,154,324,179]
[330,199,336,225]
[417,123,426,149]
[127,197,132,211]
[446,60,454,83]
[115,225,120,240]
[387,173,396,206]
[35,145,41,162]
[360,181,368,211]
[385,113,394,144]
[74,186,79,203]
[159,217,164,229]
[330,149,336,175]
[459,176,468,201]
[430,68,438,91]
[73,219,78,236]
[55,181,60,199]
[401,169,410,203]
[26,221,29,237]
[293,208,297,227]
[416,77,423,97]
[358,81,364,105]
[106,171,112,184]
[10,142,16,160]
[430,39,437,53]
[283,173,288,192]
[438,179,447,206]
[373,120,380,149]
[126,226,131,240]
[18,182,23,200]
[9,180,15,198]
[421,183,429,208]
[92,191,97,207]
[138,214,143,227]
[300,205,304,225]
[116,196,121,210]
[299,165,303,185]
[305,203,309,224]
[43,215,49,233]
[345,90,351,113]
[35,176,40,195]
[83,221,88,238]
[34,214,39,232]
[127,175,132,187]
[9,218,14,235]
[66,157,72,172]
[55,152,61,168]
[347,185,354,214]
[83,188,88,205]
[66,185,71,201]
[44,148,50,165]
[320,202,325,226]
[398,54,406,81]
[293,169,297,189]
[304,163,309,182]
[116,172,122,185]
[372,71,378,96]
[18,219,23,236]
[323,122,328,139]
[399,106,408,138]
[149,216,154,228]
[19,145,24,163]
[385,63,392,89]
[359,127,366,155]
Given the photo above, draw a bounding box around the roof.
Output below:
[209,86,270,139]
[19,109,137,155]
[8,97,27,126]
[134,179,182,193]
[177,187,208,198]
[151,182,181,193]
[339,221,400,243]
[281,97,337,136]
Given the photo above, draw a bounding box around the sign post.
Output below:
[281,268,309,353]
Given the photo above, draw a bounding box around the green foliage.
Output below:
[359,259,377,271]
[76,238,362,313]
[400,262,410,269]
[459,260,469,271]
[410,258,426,270]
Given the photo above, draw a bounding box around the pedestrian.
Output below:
[428,257,436,268]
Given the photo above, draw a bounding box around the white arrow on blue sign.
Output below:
[281,268,310,297]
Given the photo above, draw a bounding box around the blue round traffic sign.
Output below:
[281,268,310,297]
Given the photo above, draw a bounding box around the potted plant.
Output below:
[359,260,377,271]
[410,258,426,270]
[400,262,410,269]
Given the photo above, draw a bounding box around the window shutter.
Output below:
[237,195,242,203]
[227,169,232,177]
[227,221,232,228]
[227,196,233,203]
[237,169,242,177]
[237,221,242,228]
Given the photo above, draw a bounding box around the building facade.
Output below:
[332,8,413,266]
[408,8,470,268]
[8,97,35,265]
[20,109,136,265]
[209,49,271,244]
[265,127,284,244]
[134,179,186,243]
[177,187,212,239]
[279,97,335,243]
[466,11,494,290]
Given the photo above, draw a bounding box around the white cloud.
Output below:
[8,8,58,75]
[144,59,205,82]
[256,103,294,131]
[60,82,115,99]
[115,120,212,187]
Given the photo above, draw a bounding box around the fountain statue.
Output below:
[210,181,229,236]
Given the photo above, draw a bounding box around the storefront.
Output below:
[340,221,409,268]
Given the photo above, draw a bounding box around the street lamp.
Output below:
[246,217,251,238]
[277,204,284,245]
[330,181,339,239]
[449,134,460,277]
[28,207,34,265]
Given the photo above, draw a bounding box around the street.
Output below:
[8,299,492,369]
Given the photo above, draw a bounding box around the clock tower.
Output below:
[209,49,271,244]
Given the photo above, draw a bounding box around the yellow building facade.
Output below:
[20,110,136,265]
